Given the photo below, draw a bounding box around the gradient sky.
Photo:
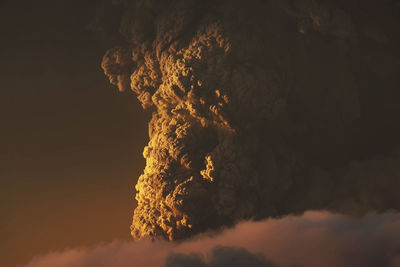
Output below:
[0,1,151,266]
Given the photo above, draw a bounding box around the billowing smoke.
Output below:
[101,0,400,240]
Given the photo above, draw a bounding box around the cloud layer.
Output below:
[100,0,400,239]
[24,212,400,267]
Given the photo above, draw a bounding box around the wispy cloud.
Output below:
[23,211,400,267]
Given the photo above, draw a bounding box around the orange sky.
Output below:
[0,2,151,265]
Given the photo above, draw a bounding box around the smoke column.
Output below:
[101,0,400,240]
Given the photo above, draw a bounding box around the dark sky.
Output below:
[0,1,150,266]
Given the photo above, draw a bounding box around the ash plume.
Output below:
[101,0,400,240]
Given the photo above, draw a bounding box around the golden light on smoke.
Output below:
[102,0,400,241]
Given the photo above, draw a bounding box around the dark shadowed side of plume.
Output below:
[100,0,400,240]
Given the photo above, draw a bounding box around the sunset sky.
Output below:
[2,1,400,267]
[1,1,151,266]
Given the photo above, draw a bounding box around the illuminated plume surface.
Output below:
[101,0,400,240]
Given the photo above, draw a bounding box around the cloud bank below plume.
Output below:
[100,0,400,240]
[24,211,400,267]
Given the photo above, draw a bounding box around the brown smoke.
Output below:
[101,0,400,240]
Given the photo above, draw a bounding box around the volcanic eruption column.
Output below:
[102,0,400,240]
